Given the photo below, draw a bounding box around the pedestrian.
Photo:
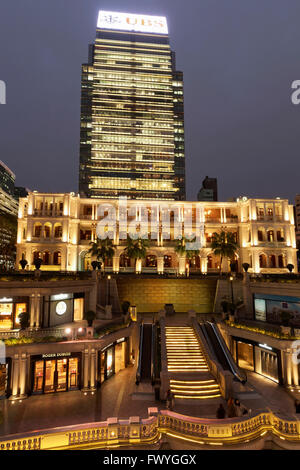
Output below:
[216,403,226,419]
[227,397,237,418]
[166,389,174,411]
[234,399,247,416]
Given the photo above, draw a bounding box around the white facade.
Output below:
[16,192,298,274]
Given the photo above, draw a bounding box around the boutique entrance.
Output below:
[32,355,80,394]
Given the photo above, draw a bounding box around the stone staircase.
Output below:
[165,325,221,401]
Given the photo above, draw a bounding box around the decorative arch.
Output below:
[43,222,52,238]
[33,222,42,238]
[53,223,63,238]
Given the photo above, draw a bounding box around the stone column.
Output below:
[29,294,35,328]
[157,257,164,274]
[19,353,28,398]
[283,350,292,386]
[178,256,186,275]
[35,294,41,328]
[82,349,89,391]
[10,354,19,400]
[113,256,119,273]
[200,256,207,273]
[242,272,254,319]
[292,351,299,386]
[90,348,96,391]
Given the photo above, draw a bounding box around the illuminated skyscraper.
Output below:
[79,11,185,200]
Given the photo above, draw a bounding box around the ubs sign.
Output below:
[97,11,168,35]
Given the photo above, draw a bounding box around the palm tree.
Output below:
[211,230,237,273]
[175,237,200,259]
[88,238,115,271]
[123,236,149,272]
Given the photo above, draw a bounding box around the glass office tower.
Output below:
[79,11,185,200]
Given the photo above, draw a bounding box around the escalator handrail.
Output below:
[199,323,218,364]
[151,323,155,384]
[136,322,144,384]
[208,321,247,383]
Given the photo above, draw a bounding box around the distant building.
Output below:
[0,161,28,270]
[294,195,300,244]
[0,161,17,216]
[197,176,218,202]
[79,10,186,200]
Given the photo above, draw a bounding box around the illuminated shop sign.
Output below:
[97,11,168,35]
[42,352,71,358]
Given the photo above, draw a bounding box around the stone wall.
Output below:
[116,277,217,313]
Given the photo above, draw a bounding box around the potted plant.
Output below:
[18,311,29,330]
[84,310,96,327]
[91,260,98,270]
[34,258,43,270]
[19,257,28,270]
[242,263,250,273]
[287,264,294,273]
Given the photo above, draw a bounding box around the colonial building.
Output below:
[16,192,297,275]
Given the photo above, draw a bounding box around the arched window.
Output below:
[278,255,284,268]
[33,223,42,238]
[44,223,52,238]
[277,230,285,242]
[146,255,157,267]
[43,251,50,265]
[164,255,172,268]
[259,254,267,268]
[53,251,61,265]
[258,229,264,242]
[269,254,276,268]
[120,254,131,268]
[54,224,62,238]
[267,230,274,242]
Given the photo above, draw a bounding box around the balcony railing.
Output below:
[1,408,299,450]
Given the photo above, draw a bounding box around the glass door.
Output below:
[44,360,56,393]
[33,360,44,393]
[0,364,7,398]
[56,359,67,392]
[68,357,79,389]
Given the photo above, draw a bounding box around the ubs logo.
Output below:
[0,80,6,104]
[125,16,164,29]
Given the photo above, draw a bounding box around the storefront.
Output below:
[31,352,81,394]
[254,293,300,326]
[0,359,11,399]
[0,297,28,330]
[99,337,128,385]
[42,293,85,327]
[232,336,282,384]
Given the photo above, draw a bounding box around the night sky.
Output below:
[1,0,300,202]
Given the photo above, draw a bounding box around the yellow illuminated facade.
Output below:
[79,15,185,200]
[16,192,297,275]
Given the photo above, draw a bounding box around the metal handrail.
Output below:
[208,321,247,383]
[135,322,144,385]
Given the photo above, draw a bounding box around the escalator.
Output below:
[136,323,156,384]
[200,321,247,384]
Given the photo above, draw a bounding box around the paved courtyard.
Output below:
[0,360,298,438]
